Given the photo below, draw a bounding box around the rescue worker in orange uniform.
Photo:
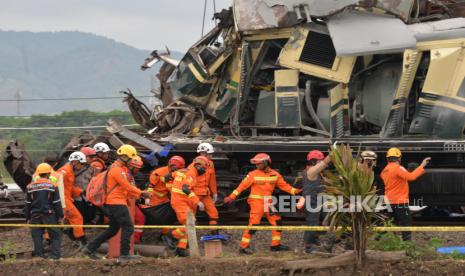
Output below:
[91,142,111,173]
[57,151,87,247]
[82,145,151,261]
[75,146,99,223]
[381,148,431,241]
[128,156,145,243]
[81,147,97,163]
[140,156,185,245]
[224,153,301,255]
[188,143,219,230]
[165,156,208,257]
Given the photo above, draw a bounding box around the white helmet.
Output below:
[361,151,378,160]
[93,142,110,153]
[69,151,87,163]
[197,142,214,153]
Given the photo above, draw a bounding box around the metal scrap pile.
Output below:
[129,0,465,139]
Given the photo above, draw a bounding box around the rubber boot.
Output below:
[175,248,189,257]
[161,233,177,250]
[270,244,290,252]
[239,247,254,255]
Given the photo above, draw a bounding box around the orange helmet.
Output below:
[307,150,324,161]
[80,146,96,157]
[250,153,271,164]
[129,156,144,169]
[193,156,210,170]
[168,155,185,169]
[36,163,53,175]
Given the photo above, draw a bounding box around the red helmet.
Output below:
[193,156,210,170]
[80,146,96,157]
[307,150,325,161]
[250,153,271,164]
[129,156,144,169]
[168,155,185,169]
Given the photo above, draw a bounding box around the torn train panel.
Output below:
[233,0,417,32]
[326,11,417,56]
[3,141,35,192]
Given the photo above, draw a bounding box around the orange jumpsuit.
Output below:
[381,162,425,204]
[90,157,106,174]
[170,168,200,249]
[57,163,84,239]
[188,159,218,225]
[105,160,142,205]
[147,166,172,206]
[229,168,300,248]
[107,164,139,251]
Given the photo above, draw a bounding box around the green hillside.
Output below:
[0,30,180,115]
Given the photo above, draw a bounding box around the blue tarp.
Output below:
[200,234,230,242]
[437,246,465,254]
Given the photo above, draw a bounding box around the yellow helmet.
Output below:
[386,147,402,158]
[117,144,137,158]
[36,163,52,174]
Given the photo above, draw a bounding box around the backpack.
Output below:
[86,169,117,207]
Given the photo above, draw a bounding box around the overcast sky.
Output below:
[0,0,232,52]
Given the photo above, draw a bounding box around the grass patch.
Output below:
[369,232,442,260]
[0,241,17,263]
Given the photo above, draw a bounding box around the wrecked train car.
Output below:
[129,0,465,208]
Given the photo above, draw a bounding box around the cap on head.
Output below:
[193,155,210,169]
[36,163,52,175]
[81,146,96,157]
[168,155,185,169]
[250,153,271,165]
[129,156,144,169]
[69,151,87,163]
[197,142,214,153]
[361,150,377,160]
[116,144,138,158]
[307,150,325,161]
[386,148,402,158]
[93,142,110,153]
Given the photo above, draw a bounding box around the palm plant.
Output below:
[324,144,384,267]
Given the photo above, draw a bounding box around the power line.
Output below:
[0,124,139,130]
[0,95,152,102]
[0,114,133,118]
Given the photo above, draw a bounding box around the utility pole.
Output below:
[15,89,21,116]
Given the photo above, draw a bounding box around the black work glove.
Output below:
[164,172,173,182]
[182,184,191,195]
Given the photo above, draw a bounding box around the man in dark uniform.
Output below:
[25,163,64,259]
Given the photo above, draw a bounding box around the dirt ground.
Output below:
[2,256,465,276]
[2,227,465,275]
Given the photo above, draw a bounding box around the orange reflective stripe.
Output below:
[232,190,239,196]
[249,194,264,199]
[175,228,185,236]
[241,237,251,243]
[154,191,165,197]
[188,192,196,198]
[290,188,297,195]
[271,236,281,241]
[254,176,278,182]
